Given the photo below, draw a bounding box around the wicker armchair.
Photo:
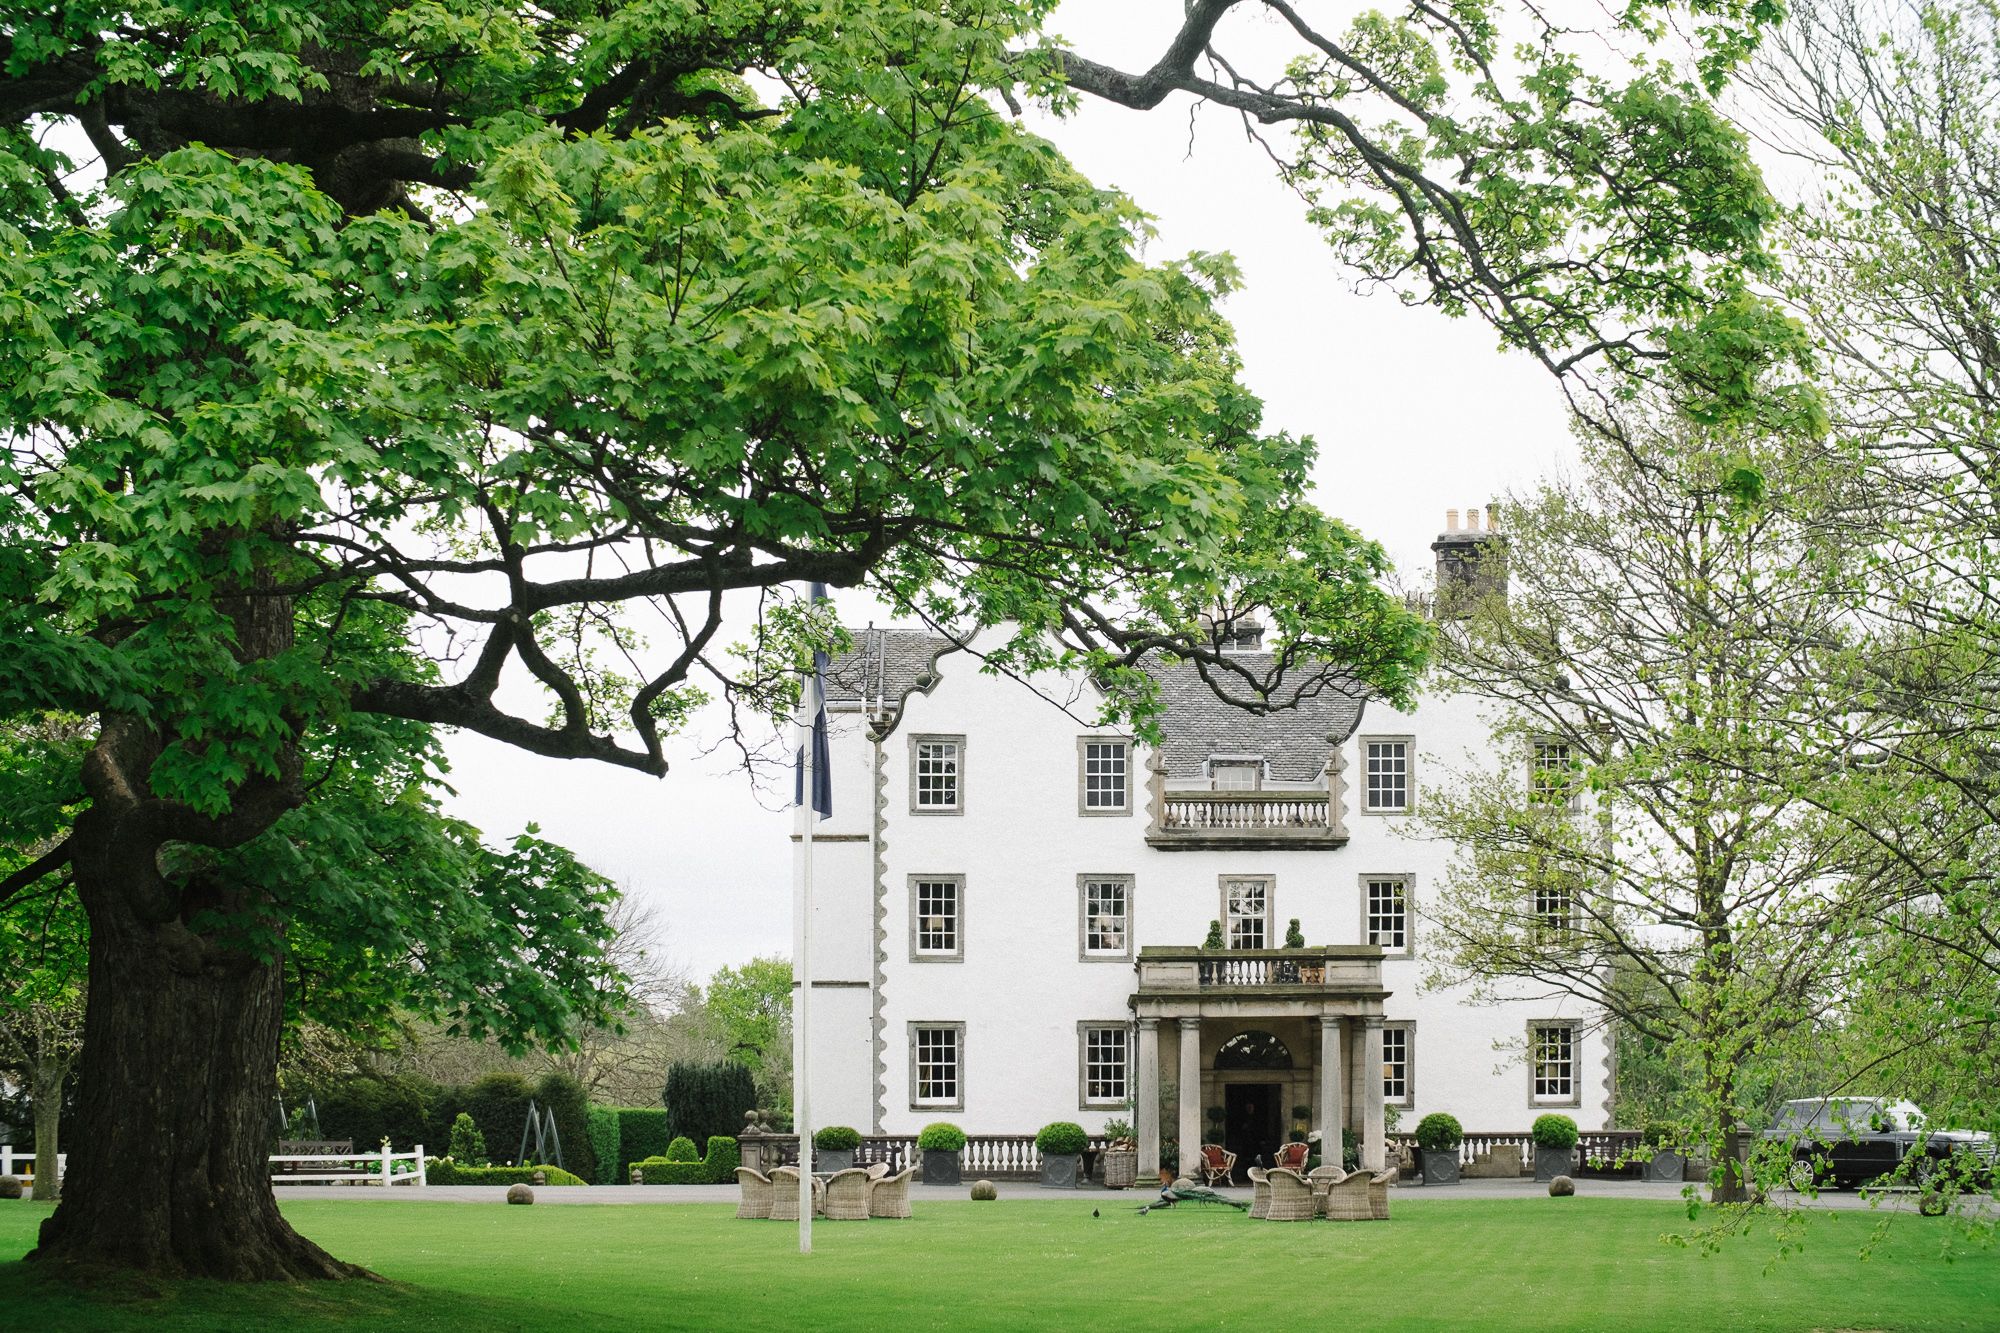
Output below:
[769,1167,823,1221]
[1323,1169,1373,1221]
[735,1167,774,1220]
[1264,1167,1316,1221]
[1306,1164,1344,1216]
[822,1167,874,1220]
[866,1162,890,1182]
[1197,1143,1237,1187]
[869,1167,915,1218]
[1273,1141,1311,1173]
[1247,1167,1271,1220]
[1368,1168,1397,1221]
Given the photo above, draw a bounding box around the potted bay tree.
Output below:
[1532,1114,1579,1182]
[918,1122,965,1185]
[1415,1112,1463,1185]
[1037,1121,1088,1189]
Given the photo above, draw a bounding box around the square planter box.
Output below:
[816,1148,855,1174]
[921,1149,962,1186]
[1040,1153,1082,1189]
[1534,1147,1577,1182]
[1643,1151,1684,1183]
[1419,1149,1461,1185]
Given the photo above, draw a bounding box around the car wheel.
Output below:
[1787,1159,1820,1193]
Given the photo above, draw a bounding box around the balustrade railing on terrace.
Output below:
[1158,792,1332,831]
[1386,1130,1645,1172]
[741,1133,1110,1179]
[1136,945,1384,993]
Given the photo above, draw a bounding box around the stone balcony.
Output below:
[1144,789,1347,850]
[1134,945,1386,999]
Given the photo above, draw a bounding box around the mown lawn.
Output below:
[0,1195,1993,1331]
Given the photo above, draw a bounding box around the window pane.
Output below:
[916,741,960,808]
[1532,1025,1574,1098]
[1084,879,1128,953]
[1226,880,1268,949]
[1382,1028,1410,1101]
[1531,742,1576,808]
[916,880,958,953]
[1213,761,1261,790]
[917,1027,959,1102]
[1084,741,1128,810]
[1085,1026,1128,1102]
[1366,879,1407,950]
[1366,741,1409,811]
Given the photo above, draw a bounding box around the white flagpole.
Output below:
[793,684,816,1254]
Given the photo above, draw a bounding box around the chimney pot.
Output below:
[1486,500,1501,529]
[1467,506,1482,532]
[1445,508,1459,532]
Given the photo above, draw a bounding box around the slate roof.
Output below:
[824,629,1364,782]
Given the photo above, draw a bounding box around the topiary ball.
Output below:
[507,1183,535,1205]
[1548,1175,1575,1197]
[970,1180,998,1201]
[0,1177,21,1200]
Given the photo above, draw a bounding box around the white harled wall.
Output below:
[802,647,1613,1137]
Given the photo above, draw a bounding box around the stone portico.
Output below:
[1131,945,1388,1178]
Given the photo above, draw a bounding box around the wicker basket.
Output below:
[1103,1147,1138,1189]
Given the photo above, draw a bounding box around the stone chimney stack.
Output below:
[1431,503,1508,617]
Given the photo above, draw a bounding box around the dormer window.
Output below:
[1209,757,1264,791]
[1218,621,1265,653]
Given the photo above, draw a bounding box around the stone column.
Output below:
[1361,1017,1387,1171]
[1177,1017,1202,1176]
[1136,1018,1162,1176]
[1316,1016,1345,1155]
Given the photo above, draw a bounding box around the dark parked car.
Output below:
[1765,1098,1994,1199]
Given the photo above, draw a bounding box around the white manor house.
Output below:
[793,513,1611,1176]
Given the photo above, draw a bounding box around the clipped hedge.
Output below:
[634,1135,739,1185]
[616,1108,669,1181]
[1035,1121,1088,1155]
[917,1122,966,1152]
[813,1126,861,1151]
[664,1135,700,1162]
[1531,1113,1580,1150]
[587,1106,622,1184]
[1415,1112,1464,1152]
[426,1160,587,1186]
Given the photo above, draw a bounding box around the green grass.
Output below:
[0,1195,1994,1331]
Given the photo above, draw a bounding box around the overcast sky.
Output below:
[438,2,1576,987]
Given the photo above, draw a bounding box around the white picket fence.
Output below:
[270,1145,428,1187]
[1,1145,427,1188]
[0,1146,65,1185]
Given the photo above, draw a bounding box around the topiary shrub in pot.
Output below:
[1415,1112,1464,1185]
[1640,1121,1684,1183]
[917,1122,966,1185]
[1532,1114,1580,1182]
[813,1125,862,1173]
[1037,1121,1088,1189]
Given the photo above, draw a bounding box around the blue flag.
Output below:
[794,582,833,820]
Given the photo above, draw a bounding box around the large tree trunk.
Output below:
[29,1057,63,1204]
[29,854,363,1280]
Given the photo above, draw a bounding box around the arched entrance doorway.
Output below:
[1216,1030,1292,1179]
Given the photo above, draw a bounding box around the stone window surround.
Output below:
[1359,735,1415,814]
[1076,735,1135,816]
[1360,873,1416,958]
[1077,873,1135,962]
[1077,1020,1132,1109]
[909,874,965,963]
[1219,873,1275,950]
[1526,1019,1583,1109]
[909,1020,966,1112]
[1382,1020,1416,1109]
[909,733,966,815]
